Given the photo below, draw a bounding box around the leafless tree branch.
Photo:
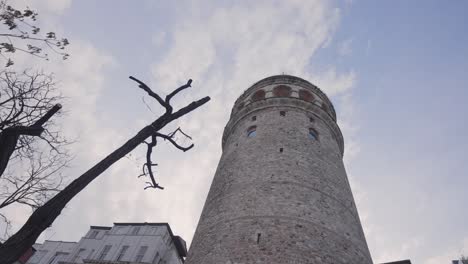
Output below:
[129,76,166,108]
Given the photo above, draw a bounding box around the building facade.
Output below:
[186,75,373,263]
[26,223,186,264]
[26,240,76,264]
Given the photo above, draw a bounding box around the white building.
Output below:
[26,240,77,264]
[26,223,187,264]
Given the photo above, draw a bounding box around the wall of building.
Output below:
[26,241,76,264]
[187,75,372,264]
[26,223,185,264]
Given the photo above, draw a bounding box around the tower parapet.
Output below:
[223,75,343,155]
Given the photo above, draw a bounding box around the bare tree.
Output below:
[0,70,68,240]
[0,76,210,263]
[0,0,72,247]
[0,0,69,67]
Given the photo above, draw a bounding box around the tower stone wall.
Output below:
[186,75,373,264]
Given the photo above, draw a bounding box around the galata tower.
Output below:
[186,75,373,264]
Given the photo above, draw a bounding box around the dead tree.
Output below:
[0,76,210,264]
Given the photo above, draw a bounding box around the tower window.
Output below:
[299,89,314,102]
[321,103,329,113]
[272,85,292,97]
[237,102,245,110]
[309,128,319,140]
[251,89,266,101]
[280,111,286,116]
[247,126,257,137]
[252,116,256,121]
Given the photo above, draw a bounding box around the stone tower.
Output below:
[186,75,373,264]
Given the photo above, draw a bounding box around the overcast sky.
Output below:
[3,0,468,263]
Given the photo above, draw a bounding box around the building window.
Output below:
[247,126,257,137]
[48,252,69,264]
[251,89,266,101]
[164,232,172,246]
[28,250,48,263]
[309,128,318,140]
[152,252,160,264]
[113,226,125,235]
[98,245,112,261]
[272,85,292,97]
[89,230,99,239]
[116,245,129,261]
[162,232,169,243]
[72,248,86,262]
[280,111,286,116]
[135,246,148,263]
[251,115,256,121]
[87,249,95,259]
[299,89,314,102]
[131,226,141,235]
[309,117,314,123]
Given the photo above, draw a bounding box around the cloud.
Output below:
[314,67,356,96]
[338,38,353,56]
[151,0,343,92]
[152,31,167,47]
[373,236,423,263]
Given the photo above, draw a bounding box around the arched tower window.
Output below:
[272,85,292,97]
[309,128,318,140]
[299,89,314,102]
[251,89,266,101]
[321,103,329,113]
[247,126,257,137]
[237,101,245,111]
